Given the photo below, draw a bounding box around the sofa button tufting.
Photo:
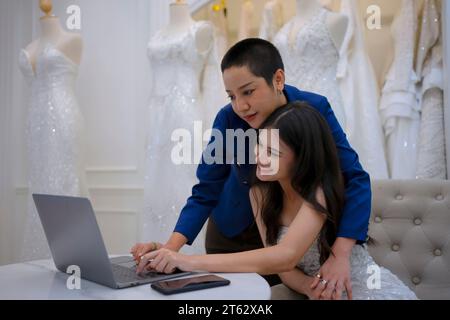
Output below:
[434,249,442,256]
[412,277,421,285]
[374,216,382,223]
[435,194,443,201]
[392,244,400,252]
[395,194,403,200]
[414,218,422,225]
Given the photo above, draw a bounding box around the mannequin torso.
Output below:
[290,0,348,52]
[238,0,255,40]
[160,2,213,54]
[25,16,83,73]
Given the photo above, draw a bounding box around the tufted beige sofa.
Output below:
[368,179,450,300]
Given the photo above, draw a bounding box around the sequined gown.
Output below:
[278,227,418,300]
[143,22,218,255]
[18,44,86,261]
[273,7,346,128]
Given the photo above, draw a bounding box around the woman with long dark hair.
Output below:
[137,102,417,300]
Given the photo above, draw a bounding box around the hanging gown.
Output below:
[143,21,224,255]
[379,0,420,179]
[18,44,87,261]
[259,0,284,42]
[273,7,347,129]
[336,0,388,179]
[278,227,418,300]
[415,0,447,179]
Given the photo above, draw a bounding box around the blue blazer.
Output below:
[174,84,371,245]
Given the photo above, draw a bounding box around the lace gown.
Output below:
[379,0,420,179]
[143,22,220,255]
[278,227,418,300]
[18,44,86,261]
[415,0,446,179]
[273,7,346,129]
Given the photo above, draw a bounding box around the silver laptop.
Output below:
[32,194,191,289]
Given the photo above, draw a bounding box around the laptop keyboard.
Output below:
[111,264,161,283]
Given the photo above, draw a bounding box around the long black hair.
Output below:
[251,101,345,264]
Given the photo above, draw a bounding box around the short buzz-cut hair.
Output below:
[221,38,285,87]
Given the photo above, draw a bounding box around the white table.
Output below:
[0,259,271,300]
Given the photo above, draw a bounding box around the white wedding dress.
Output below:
[273,7,346,129]
[18,44,87,261]
[415,0,446,179]
[143,21,224,255]
[336,0,388,179]
[379,0,420,179]
[278,227,418,300]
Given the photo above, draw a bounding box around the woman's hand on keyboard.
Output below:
[136,248,194,274]
[130,241,163,265]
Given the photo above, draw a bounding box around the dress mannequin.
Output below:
[259,0,284,42]
[161,0,213,54]
[290,0,348,52]
[335,0,389,178]
[18,0,87,261]
[273,0,348,127]
[208,1,229,59]
[143,0,222,255]
[24,0,83,71]
[238,0,255,40]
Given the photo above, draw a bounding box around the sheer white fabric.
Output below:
[379,0,420,179]
[142,21,225,255]
[273,7,346,128]
[18,44,87,261]
[415,0,447,179]
[336,0,388,179]
[278,227,418,300]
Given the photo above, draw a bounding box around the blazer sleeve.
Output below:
[173,108,231,245]
[319,97,372,242]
